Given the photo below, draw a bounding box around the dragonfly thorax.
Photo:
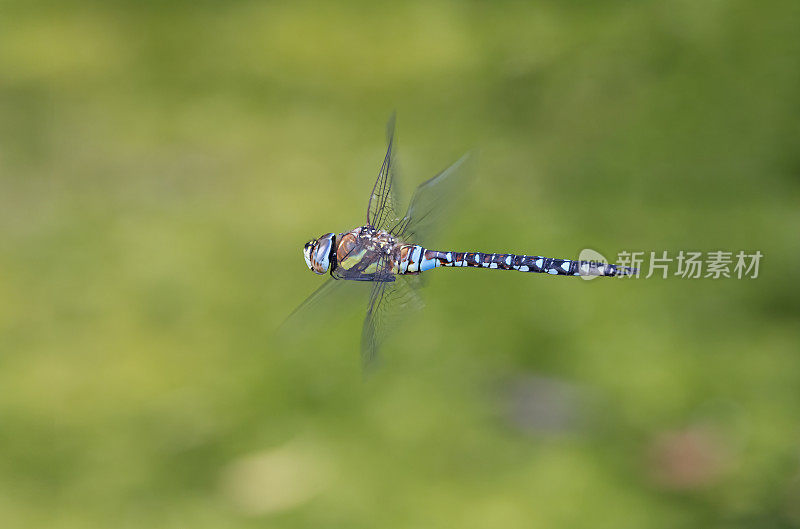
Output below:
[303,232,336,275]
[331,226,404,279]
[358,226,397,252]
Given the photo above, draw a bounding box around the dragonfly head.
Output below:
[303,232,336,275]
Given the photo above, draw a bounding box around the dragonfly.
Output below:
[294,116,637,367]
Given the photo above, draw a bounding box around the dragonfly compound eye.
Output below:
[305,233,335,275]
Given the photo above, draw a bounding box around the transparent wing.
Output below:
[361,270,424,369]
[279,277,371,337]
[390,153,473,245]
[335,268,396,282]
[282,278,345,326]
[366,113,403,230]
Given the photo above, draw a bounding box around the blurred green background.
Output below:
[2,1,799,527]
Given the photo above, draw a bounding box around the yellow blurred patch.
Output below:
[219,439,333,516]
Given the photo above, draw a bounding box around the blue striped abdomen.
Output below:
[396,245,635,277]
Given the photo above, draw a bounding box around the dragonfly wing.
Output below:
[366,114,403,230]
[361,273,424,369]
[280,277,372,336]
[391,153,473,245]
[335,270,396,282]
[283,277,344,325]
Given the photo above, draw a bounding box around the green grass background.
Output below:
[1,1,799,527]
